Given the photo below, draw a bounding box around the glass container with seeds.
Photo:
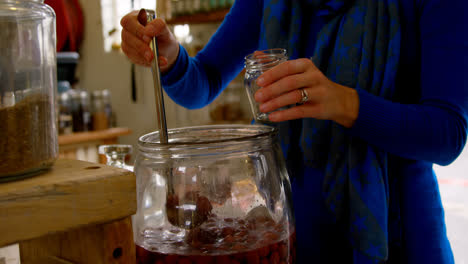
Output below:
[0,0,58,181]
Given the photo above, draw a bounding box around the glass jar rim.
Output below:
[138,124,277,149]
[244,48,287,70]
[244,48,287,60]
[0,0,53,19]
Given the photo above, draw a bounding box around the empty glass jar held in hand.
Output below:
[244,48,288,123]
[134,125,297,264]
[0,0,58,180]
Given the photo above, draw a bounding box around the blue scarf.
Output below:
[259,0,401,260]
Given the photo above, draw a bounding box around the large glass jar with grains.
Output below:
[134,125,297,264]
[0,0,58,181]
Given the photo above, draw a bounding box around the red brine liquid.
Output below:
[136,216,296,264]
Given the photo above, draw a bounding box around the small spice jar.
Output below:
[70,89,92,132]
[91,90,108,131]
[200,0,210,12]
[58,92,74,135]
[244,48,288,123]
[0,0,58,180]
[102,89,114,128]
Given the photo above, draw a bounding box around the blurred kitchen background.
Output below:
[0,0,467,263]
[50,0,250,164]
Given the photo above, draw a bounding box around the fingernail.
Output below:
[144,51,152,61]
[143,35,151,42]
[259,103,267,112]
[257,77,265,86]
[255,91,264,102]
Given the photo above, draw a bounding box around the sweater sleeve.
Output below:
[350,0,468,166]
[161,0,263,109]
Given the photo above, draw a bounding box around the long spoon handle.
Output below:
[138,9,168,144]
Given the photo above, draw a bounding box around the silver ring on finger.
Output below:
[299,88,309,104]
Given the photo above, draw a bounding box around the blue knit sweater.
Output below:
[161,0,468,263]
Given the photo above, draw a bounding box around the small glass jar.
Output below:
[176,0,185,16]
[218,0,226,8]
[91,90,108,131]
[134,125,296,264]
[70,89,91,132]
[98,144,133,171]
[200,0,210,12]
[244,48,288,123]
[58,91,73,134]
[171,0,181,17]
[209,0,217,10]
[0,0,58,180]
[192,0,201,13]
[69,89,81,131]
[80,90,92,131]
[178,0,187,16]
[102,89,114,128]
[185,0,194,15]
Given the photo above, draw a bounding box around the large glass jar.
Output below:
[134,125,296,264]
[244,48,288,124]
[0,0,58,180]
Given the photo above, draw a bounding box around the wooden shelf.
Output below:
[166,8,230,25]
[58,127,132,146]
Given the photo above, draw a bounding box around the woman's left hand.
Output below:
[254,58,360,128]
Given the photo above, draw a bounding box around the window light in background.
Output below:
[101,0,157,52]
[174,24,191,43]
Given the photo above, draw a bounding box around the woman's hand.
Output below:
[254,58,360,128]
[120,10,179,72]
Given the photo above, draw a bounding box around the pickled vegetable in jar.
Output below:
[134,125,296,264]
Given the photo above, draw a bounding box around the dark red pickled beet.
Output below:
[222,227,235,236]
[166,192,213,229]
[193,255,213,264]
[136,232,296,264]
[258,246,269,258]
[164,254,179,264]
[178,258,192,264]
[269,252,280,264]
[136,245,154,264]
[215,255,230,263]
[279,244,288,260]
[246,252,260,264]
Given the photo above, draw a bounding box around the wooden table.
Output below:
[0,159,136,264]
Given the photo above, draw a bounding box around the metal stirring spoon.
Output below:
[137,9,212,230]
